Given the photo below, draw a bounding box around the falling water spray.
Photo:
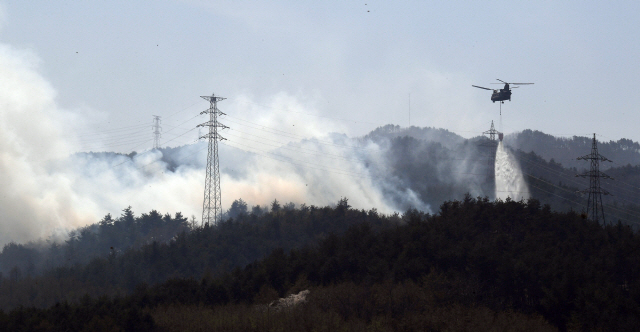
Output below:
[495,141,529,200]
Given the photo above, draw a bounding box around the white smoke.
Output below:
[0,42,432,247]
[63,150,204,222]
[215,92,431,213]
[0,41,211,246]
[495,141,529,201]
[0,43,95,245]
[219,132,428,214]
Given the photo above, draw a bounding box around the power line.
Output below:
[230,98,381,125]
[223,115,379,152]
[224,129,370,164]
[74,123,151,138]
[223,139,373,178]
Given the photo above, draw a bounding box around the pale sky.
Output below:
[2,1,639,152]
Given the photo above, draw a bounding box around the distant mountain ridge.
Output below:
[361,124,466,150]
[75,124,639,224]
[361,125,640,226]
[365,125,640,170]
[505,129,640,170]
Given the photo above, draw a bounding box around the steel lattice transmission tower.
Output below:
[576,133,613,224]
[478,120,503,187]
[198,93,228,226]
[484,120,498,142]
[152,115,162,149]
[480,120,503,147]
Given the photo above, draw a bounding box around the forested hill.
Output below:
[0,208,190,277]
[71,124,640,226]
[363,125,640,227]
[0,199,397,310]
[0,198,639,331]
[505,129,640,170]
[361,124,466,149]
[364,125,640,172]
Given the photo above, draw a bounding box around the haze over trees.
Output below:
[364,125,640,227]
[506,129,640,170]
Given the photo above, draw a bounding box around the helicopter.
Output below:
[473,79,533,103]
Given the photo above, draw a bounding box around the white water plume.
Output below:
[495,141,529,201]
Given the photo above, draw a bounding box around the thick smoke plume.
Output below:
[0,43,491,247]
[0,43,422,247]
[0,43,94,245]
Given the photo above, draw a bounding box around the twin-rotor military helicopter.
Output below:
[473,79,534,103]
[474,79,534,141]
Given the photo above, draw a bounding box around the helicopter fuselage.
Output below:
[473,80,531,104]
[491,88,512,102]
[490,83,511,102]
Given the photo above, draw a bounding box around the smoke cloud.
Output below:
[0,42,421,247]
[0,43,94,245]
[0,41,491,248]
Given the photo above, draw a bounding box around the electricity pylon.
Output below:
[576,133,613,224]
[198,93,228,226]
[477,120,503,194]
[152,115,162,149]
[480,120,502,147]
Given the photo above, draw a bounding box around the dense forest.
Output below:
[0,208,190,277]
[0,197,639,330]
[0,199,396,309]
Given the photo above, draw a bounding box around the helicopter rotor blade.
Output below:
[472,85,493,90]
[496,79,507,84]
[491,81,533,85]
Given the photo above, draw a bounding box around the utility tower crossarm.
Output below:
[483,120,498,142]
[479,120,503,148]
[482,120,502,142]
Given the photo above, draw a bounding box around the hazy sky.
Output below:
[2,0,639,152]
